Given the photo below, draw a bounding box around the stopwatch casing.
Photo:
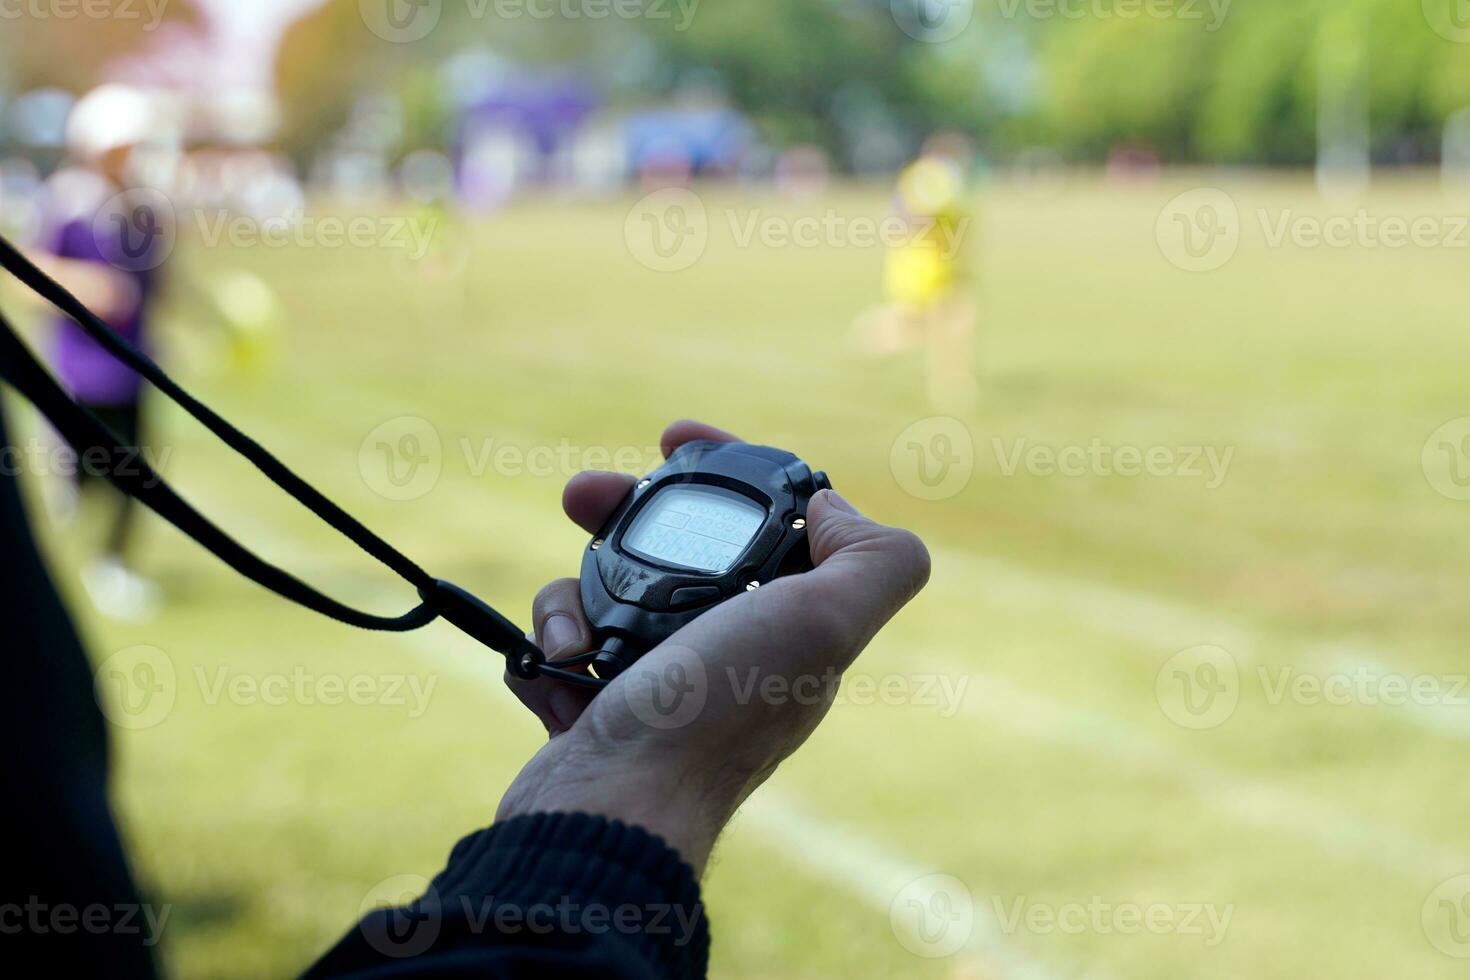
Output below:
[578,439,830,679]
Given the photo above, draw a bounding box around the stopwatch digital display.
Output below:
[621,485,766,573]
[578,440,830,680]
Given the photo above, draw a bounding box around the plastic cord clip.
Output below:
[419,579,545,679]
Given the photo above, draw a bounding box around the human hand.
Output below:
[29,253,140,324]
[496,420,931,875]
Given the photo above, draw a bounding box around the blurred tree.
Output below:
[274,0,387,165]
[635,0,994,162]
[1031,0,1470,165]
[0,6,200,94]
[1036,14,1213,160]
[258,0,1470,168]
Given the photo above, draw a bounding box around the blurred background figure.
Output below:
[199,267,283,379]
[30,83,176,621]
[851,132,978,414]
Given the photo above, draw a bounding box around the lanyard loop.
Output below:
[0,232,547,679]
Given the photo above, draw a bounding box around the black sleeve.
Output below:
[303,811,710,979]
[0,404,159,977]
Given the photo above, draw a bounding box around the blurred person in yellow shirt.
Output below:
[851,133,978,414]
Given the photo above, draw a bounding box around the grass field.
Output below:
[12,172,1470,978]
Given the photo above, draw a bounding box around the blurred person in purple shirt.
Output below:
[32,85,176,621]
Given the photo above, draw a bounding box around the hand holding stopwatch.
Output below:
[0,232,836,696]
[568,440,830,681]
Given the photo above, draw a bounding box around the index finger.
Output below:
[660,419,741,459]
[564,421,743,536]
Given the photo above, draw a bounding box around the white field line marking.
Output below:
[936,547,1462,745]
[188,504,1466,967]
[933,667,1470,881]
[740,792,1105,980]
[936,549,1257,656]
[177,504,1071,977]
[412,629,1090,979]
[172,455,1465,882]
[1312,648,1470,741]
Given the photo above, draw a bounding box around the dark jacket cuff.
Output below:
[363,811,710,978]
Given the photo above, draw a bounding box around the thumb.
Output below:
[795,489,931,650]
[636,488,930,696]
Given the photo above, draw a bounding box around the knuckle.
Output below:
[532,579,588,635]
[884,528,932,596]
[786,577,865,652]
[532,577,580,614]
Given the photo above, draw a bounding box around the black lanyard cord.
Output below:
[0,234,433,587]
[0,233,551,681]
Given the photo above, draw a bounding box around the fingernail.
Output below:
[823,489,863,517]
[542,614,580,656]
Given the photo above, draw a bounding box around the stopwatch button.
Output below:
[592,650,629,680]
[671,585,721,608]
[813,470,831,491]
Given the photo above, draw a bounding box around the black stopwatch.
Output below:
[576,440,830,680]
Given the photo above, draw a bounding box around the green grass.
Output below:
[13,172,1470,978]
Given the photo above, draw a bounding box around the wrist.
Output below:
[497,729,746,876]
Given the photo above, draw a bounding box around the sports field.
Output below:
[14,172,1470,978]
